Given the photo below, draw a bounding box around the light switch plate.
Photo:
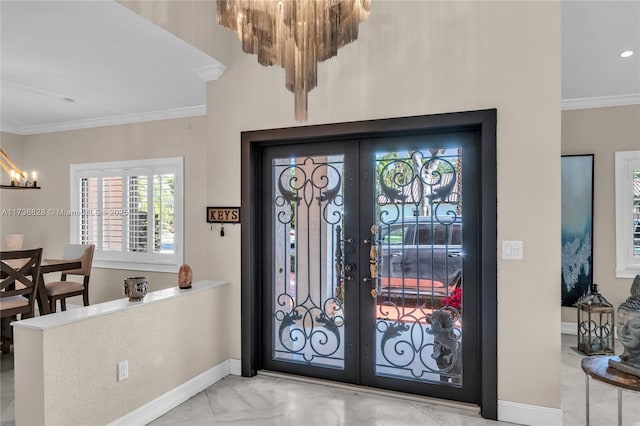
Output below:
[118,360,128,382]
[502,240,523,260]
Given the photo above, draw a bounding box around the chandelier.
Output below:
[0,149,39,189]
[217,0,370,121]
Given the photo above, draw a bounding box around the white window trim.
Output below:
[70,157,184,273]
[615,150,640,278]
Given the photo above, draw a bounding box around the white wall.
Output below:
[3,0,562,415]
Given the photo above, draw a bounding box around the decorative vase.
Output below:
[5,234,23,250]
[178,264,193,289]
[124,276,148,301]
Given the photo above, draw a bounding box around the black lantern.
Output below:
[577,283,615,355]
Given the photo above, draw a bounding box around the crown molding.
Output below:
[5,105,206,135]
[562,94,640,110]
[193,63,226,81]
[0,124,25,135]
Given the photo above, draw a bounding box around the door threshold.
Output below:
[257,370,480,414]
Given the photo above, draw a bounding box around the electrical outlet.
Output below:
[117,360,128,382]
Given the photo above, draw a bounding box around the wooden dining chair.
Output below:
[45,244,95,313]
[1,248,43,353]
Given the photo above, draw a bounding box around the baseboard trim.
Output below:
[498,400,563,426]
[108,360,564,426]
[108,359,230,425]
[562,321,577,335]
[229,358,242,376]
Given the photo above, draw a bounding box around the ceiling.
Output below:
[561,0,640,109]
[0,1,224,135]
[1,1,638,136]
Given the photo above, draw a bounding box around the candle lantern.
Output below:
[576,283,615,355]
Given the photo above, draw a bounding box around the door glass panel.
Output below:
[271,155,345,369]
[374,148,463,386]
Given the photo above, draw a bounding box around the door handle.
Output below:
[364,225,379,298]
[448,252,462,258]
[335,225,354,282]
[363,224,377,245]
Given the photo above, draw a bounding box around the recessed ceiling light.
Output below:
[620,50,634,58]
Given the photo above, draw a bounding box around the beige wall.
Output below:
[118,0,236,64]
[207,0,562,410]
[561,105,640,323]
[0,132,27,241]
[4,0,562,413]
[14,282,229,425]
[0,132,26,185]
[13,116,211,303]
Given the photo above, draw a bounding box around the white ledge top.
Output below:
[13,280,229,331]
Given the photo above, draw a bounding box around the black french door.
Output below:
[259,130,481,404]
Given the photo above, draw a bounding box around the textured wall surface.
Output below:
[14,281,229,425]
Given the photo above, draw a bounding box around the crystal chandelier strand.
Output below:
[217,0,370,122]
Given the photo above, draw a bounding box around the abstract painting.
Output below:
[561,154,594,306]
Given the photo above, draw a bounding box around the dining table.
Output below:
[1,253,83,353]
[36,258,82,315]
[2,256,82,315]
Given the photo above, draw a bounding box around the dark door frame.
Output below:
[240,109,497,420]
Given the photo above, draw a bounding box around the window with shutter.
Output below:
[615,150,640,277]
[71,158,183,272]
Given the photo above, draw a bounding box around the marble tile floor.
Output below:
[2,334,639,426]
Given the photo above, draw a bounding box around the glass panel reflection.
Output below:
[271,155,345,369]
[374,148,463,386]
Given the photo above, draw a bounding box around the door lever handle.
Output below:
[363,225,377,245]
[363,224,379,292]
[335,225,353,282]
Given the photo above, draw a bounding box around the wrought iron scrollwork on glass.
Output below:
[275,157,343,226]
[376,305,462,382]
[374,148,463,385]
[274,295,344,361]
[272,156,345,366]
[377,150,460,224]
